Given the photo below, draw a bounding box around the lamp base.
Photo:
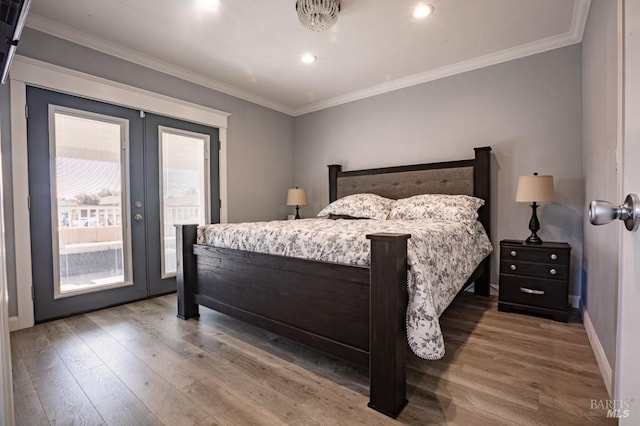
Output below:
[525,234,543,244]
[525,202,543,244]
[295,205,300,220]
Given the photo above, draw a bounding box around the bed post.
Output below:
[328,164,342,202]
[176,224,199,320]
[474,146,492,297]
[366,233,411,418]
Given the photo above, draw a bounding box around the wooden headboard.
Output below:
[328,146,492,237]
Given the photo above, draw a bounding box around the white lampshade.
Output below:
[287,188,307,206]
[515,175,555,203]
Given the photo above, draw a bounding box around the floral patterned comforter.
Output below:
[197,218,493,360]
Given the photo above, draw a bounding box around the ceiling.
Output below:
[26,0,590,116]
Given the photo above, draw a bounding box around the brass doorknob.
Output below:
[134,213,144,222]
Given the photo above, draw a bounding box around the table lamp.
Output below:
[515,173,555,244]
[287,187,307,219]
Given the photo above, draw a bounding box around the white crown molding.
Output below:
[571,0,592,41]
[26,0,591,117]
[25,14,296,116]
[293,0,592,116]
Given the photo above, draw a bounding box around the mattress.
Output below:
[197,218,493,360]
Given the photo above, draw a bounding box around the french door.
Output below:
[144,113,219,295]
[26,87,219,322]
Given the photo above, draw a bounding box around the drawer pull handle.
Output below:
[550,269,557,275]
[550,253,558,260]
[520,287,545,295]
[510,250,517,257]
[510,264,517,271]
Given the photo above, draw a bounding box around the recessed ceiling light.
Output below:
[413,3,434,19]
[196,0,220,12]
[301,53,317,64]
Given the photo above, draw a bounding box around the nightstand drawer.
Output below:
[499,275,568,310]
[500,246,569,264]
[499,261,569,281]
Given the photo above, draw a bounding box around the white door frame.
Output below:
[0,130,15,426]
[615,0,640,423]
[9,55,230,330]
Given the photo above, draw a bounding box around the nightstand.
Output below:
[498,239,571,322]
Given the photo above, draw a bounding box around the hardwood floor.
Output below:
[11,294,615,425]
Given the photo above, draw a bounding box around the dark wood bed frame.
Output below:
[176,146,492,418]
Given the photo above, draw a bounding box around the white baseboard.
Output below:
[8,316,19,332]
[582,306,614,398]
[570,295,580,308]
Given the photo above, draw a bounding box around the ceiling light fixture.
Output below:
[413,3,434,19]
[195,0,220,12]
[301,53,317,64]
[296,0,340,32]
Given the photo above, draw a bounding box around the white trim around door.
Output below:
[615,1,640,422]
[9,55,230,331]
[0,135,15,426]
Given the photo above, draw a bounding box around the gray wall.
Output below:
[581,0,619,368]
[293,46,584,294]
[2,28,295,316]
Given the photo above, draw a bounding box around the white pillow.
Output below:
[317,193,394,220]
[389,194,484,222]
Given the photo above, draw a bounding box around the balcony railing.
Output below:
[58,205,201,229]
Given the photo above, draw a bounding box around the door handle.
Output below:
[520,287,545,295]
[134,213,144,222]
[589,193,640,231]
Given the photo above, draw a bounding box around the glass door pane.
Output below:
[50,107,132,298]
[159,126,210,277]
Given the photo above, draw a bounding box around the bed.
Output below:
[176,146,492,418]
